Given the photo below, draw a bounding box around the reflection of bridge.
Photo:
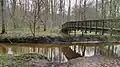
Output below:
[61,19,120,35]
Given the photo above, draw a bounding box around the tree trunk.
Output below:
[1,0,6,34]
[51,0,54,22]
[101,0,106,19]
[83,0,86,20]
[96,0,98,18]
[75,0,77,20]
[67,0,71,21]
[12,0,16,29]
[79,0,82,20]
[61,47,82,60]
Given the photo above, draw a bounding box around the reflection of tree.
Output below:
[61,47,82,60]
[97,45,117,56]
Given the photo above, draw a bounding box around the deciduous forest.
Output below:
[0,0,120,36]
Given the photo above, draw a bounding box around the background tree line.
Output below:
[0,0,120,36]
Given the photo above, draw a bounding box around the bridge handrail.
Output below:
[62,18,120,29]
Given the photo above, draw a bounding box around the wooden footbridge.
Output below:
[61,19,120,35]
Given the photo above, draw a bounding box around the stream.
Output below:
[0,42,119,63]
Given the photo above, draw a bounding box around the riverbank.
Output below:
[0,34,116,43]
[0,36,105,44]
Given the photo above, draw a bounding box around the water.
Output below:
[0,43,119,63]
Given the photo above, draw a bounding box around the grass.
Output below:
[0,26,61,39]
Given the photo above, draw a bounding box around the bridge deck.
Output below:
[61,19,120,35]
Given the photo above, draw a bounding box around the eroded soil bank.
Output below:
[0,35,113,43]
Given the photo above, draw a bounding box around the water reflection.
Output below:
[0,43,119,63]
[8,48,13,55]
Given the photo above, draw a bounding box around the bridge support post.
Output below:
[110,28,113,36]
[81,22,84,36]
[89,21,92,33]
[68,31,71,36]
[85,22,87,33]
[102,21,105,35]
[74,30,76,37]
[95,21,97,34]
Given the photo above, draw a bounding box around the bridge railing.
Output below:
[62,19,120,30]
[61,19,120,35]
[62,20,108,29]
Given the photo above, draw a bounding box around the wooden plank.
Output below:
[89,21,92,33]
[85,22,88,33]
[77,21,80,30]
[102,21,105,35]
[81,22,83,31]
[110,20,113,36]
[85,22,87,33]
[95,21,98,34]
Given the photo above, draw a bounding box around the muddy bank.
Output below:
[0,36,70,43]
[0,35,109,43]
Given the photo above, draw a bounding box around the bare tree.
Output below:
[101,0,106,19]
[11,0,16,29]
[96,0,98,18]
[83,0,86,20]
[1,0,6,34]
[67,0,71,21]
[112,0,117,18]
[59,0,64,26]
[75,0,77,20]
[79,0,83,20]
[62,0,66,22]
[51,0,53,21]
